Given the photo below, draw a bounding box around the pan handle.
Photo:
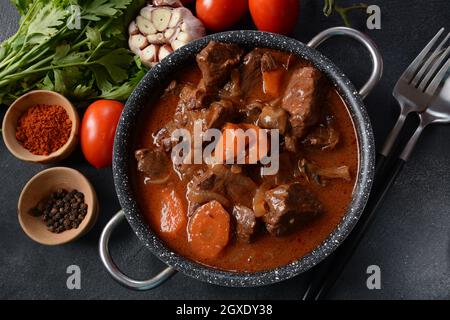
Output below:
[307,26,383,99]
[99,210,177,290]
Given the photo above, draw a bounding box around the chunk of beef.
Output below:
[194,169,217,190]
[153,127,173,152]
[258,105,288,134]
[240,101,263,125]
[175,91,237,134]
[219,165,257,209]
[186,165,257,215]
[263,183,322,236]
[281,66,323,138]
[135,148,171,183]
[153,120,178,152]
[302,113,339,150]
[260,52,293,98]
[186,168,230,215]
[283,135,298,153]
[178,83,212,110]
[187,170,225,215]
[261,152,297,186]
[232,205,257,243]
[221,68,241,99]
[205,99,237,129]
[261,52,278,72]
[240,48,296,103]
[262,51,293,71]
[202,165,257,209]
[174,95,211,134]
[240,49,265,100]
[196,41,244,89]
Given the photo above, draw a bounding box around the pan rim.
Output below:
[112,30,375,287]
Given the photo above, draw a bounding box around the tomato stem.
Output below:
[323,0,369,27]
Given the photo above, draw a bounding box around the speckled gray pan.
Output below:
[112,30,376,287]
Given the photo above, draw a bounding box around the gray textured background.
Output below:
[0,0,449,300]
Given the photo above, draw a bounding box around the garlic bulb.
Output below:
[128,0,206,67]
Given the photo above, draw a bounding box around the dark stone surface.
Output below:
[0,0,449,299]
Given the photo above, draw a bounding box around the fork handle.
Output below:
[400,120,427,161]
[372,108,407,190]
[380,107,408,157]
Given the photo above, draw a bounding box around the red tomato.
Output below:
[249,0,300,35]
[196,0,248,32]
[81,100,124,168]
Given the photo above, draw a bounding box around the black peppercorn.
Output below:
[29,189,88,234]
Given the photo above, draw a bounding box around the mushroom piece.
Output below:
[128,1,206,67]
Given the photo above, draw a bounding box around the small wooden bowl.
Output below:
[18,167,99,245]
[2,90,79,164]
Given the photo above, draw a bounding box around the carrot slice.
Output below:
[214,123,269,164]
[156,187,186,239]
[214,123,243,163]
[263,69,285,97]
[242,123,269,163]
[188,200,230,259]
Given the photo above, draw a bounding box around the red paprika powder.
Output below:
[15,104,72,156]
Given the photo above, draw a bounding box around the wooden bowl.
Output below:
[18,167,99,245]
[2,90,80,164]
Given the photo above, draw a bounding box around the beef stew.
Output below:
[132,42,358,272]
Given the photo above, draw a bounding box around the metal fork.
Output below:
[303,30,450,301]
[378,28,450,172]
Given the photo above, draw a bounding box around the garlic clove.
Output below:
[152,8,172,32]
[168,8,183,28]
[140,44,160,67]
[140,7,153,20]
[129,21,139,35]
[159,44,174,61]
[180,21,189,32]
[136,16,157,35]
[164,28,176,41]
[130,34,149,50]
[171,39,186,51]
[176,31,192,43]
[147,33,167,45]
[153,0,183,7]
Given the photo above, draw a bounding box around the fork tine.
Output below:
[419,45,450,91]
[425,55,450,95]
[411,32,450,86]
[400,28,444,83]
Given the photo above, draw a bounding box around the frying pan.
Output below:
[99,27,383,289]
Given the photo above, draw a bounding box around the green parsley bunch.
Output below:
[0,0,146,105]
